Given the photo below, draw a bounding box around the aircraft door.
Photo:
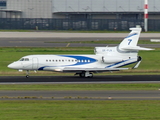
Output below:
[32,57,38,70]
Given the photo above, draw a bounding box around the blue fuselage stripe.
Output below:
[125,33,137,38]
[38,55,97,70]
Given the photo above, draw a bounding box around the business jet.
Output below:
[8,27,153,78]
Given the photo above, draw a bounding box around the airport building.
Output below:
[0,0,160,30]
[0,0,160,19]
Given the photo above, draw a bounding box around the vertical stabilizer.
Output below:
[118,28,153,51]
[119,28,141,51]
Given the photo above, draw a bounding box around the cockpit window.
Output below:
[19,58,29,61]
[25,58,29,61]
[19,58,24,61]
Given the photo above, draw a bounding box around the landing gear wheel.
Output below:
[88,73,93,78]
[79,72,93,78]
[79,73,85,78]
[26,75,29,78]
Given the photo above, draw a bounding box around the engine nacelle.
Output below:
[102,56,123,64]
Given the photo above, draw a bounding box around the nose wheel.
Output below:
[26,75,29,78]
[26,70,30,78]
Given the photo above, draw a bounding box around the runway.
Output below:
[0,32,160,39]
[0,38,159,48]
[0,38,120,47]
[0,32,160,47]
[0,90,160,100]
[0,75,160,83]
[0,75,160,100]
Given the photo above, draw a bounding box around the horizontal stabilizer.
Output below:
[63,67,128,72]
[121,46,154,51]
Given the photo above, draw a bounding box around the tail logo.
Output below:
[128,39,132,45]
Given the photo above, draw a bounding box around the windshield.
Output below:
[19,58,29,61]
[19,58,24,61]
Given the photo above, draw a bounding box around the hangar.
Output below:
[0,0,160,30]
[0,0,160,19]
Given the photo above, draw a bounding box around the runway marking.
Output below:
[66,43,70,47]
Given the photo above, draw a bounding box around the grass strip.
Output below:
[0,100,160,120]
[0,83,160,90]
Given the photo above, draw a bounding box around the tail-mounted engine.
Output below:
[102,56,123,64]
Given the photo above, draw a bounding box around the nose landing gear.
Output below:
[26,70,30,78]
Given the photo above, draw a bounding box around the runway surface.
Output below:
[0,32,160,47]
[0,75,160,83]
[0,90,160,100]
[0,38,159,48]
[0,75,160,100]
[0,32,160,39]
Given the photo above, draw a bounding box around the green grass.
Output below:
[0,100,160,120]
[0,83,159,91]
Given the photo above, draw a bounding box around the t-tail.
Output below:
[118,28,153,51]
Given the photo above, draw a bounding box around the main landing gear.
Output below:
[76,71,93,78]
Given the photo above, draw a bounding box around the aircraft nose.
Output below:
[8,63,15,69]
[8,62,18,69]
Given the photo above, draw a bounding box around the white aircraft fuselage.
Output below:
[8,28,153,78]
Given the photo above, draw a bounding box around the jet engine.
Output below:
[102,56,123,64]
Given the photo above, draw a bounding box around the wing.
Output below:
[62,67,128,73]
